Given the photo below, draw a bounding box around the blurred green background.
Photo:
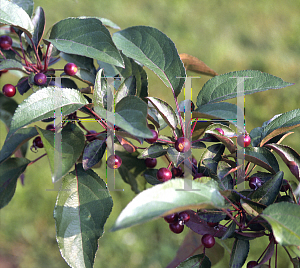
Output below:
[1,0,300,267]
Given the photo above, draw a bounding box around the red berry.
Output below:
[193,173,204,180]
[175,137,191,153]
[64,62,78,76]
[164,213,178,224]
[169,222,184,234]
[46,124,55,131]
[34,73,47,86]
[178,211,190,223]
[156,167,172,182]
[215,128,224,135]
[249,177,262,190]
[201,234,215,248]
[207,222,219,227]
[2,84,16,97]
[145,129,158,144]
[107,155,122,169]
[145,158,157,168]
[171,166,183,177]
[0,35,13,50]
[247,261,258,268]
[33,137,43,148]
[237,134,251,147]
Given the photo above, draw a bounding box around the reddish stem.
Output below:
[28,153,47,166]
[172,89,185,137]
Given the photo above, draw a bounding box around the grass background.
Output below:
[1,0,300,267]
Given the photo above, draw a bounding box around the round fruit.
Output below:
[156,167,172,182]
[175,137,191,153]
[193,173,204,180]
[249,176,263,190]
[34,73,47,86]
[64,62,78,76]
[215,128,224,135]
[46,124,55,131]
[145,129,158,144]
[107,155,122,169]
[207,222,219,227]
[164,213,178,224]
[33,137,43,148]
[201,234,215,248]
[171,166,183,177]
[2,84,16,97]
[0,35,13,50]
[237,134,251,147]
[247,261,258,268]
[178,211,190,223]
[145,158,157,168]
[169,222,184,234]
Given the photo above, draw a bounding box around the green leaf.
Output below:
[261,109,300,146]
[70,67,96,85]
[146,97,178,130]
[176,254,211,268]
[250,171,283,206]
[200,144,225,163]
[37,124,85,182]
[244,147,279,174]
[60,52,96,74]
[99,17,120,30]
[0,0,34,36]
[53,164,113,268]
[0,92,18,128]
[197,70,294,106]
[94,96,153,139]
[143,169,163,185]
[261,202,300,246]
[138,143,169,159]
[31,6,45,47]
[12,0,34,17]
[113,26,186,96]
[167,147,186,168]
[0,127,37,164]
[93,69,107,109]
[82,139,106,170]
[0,158,30,209]
[115,76,137,104]
[229,239,249,268]
[111,179,225,231]
[0,59,27,73]
[47,17,124,67]
[221,221,236,240]
[7,87,88,139]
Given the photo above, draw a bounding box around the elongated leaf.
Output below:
[99,17,120,30]
[54,164,113,268]
[47,17,124,67]
[147,97,178,130]
[93,69,107,109]
[0,157,30,209]
[229,239,249,268]
[261,202,300,246]
[94,96,153,139]
[60,52,96,74]
[138,143,169,159]
[0,0,34,36]
[244,147,279,174]
[111,179,224,231]
[0,59,26,72]
[31,6,45,47]
[167,147,186,167]
[113,26,186,96]
[143,169,163,185]
[7,87,88,139]
[0,92,18,128]
[250,171,283,206]
[197,70,294,106]
[221,221,236,240]
[37,124,85,182]
[0,127,37,164]
[82,139,106,170]
[115,76,137,104]
[12,0,34,17]
[177,254,211,268]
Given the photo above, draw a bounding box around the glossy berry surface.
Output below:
[0,35,13,50]
[64,62,78,76]
[145,129,158,144]
[169,222,184,234]
[145,158,157,168]
[249,176,263,190]
[164,213,178,224]
[237,134,251,147]
[215,128,224,135]
[107,155,122,169]
[178,211,190,223]
[175,137,191,153]
[171,166,183,177]
[2,84,16,97]
[247,261,258,268]
[46,124,55,131]
[34,73,47,86]
[156,167,172,182]
[201,234,215,248]
[33,137,44,148]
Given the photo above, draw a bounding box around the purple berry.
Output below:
[64,62,78,76]
[175,137,191,153]
[145,158,157,168]
[171,166,183,177]
[33,137,43,148]
[2,84,16,97]
[237,134,251,147]
[164,213,178,224]
[107,155,122,169]
[247,261,258,268]
[157,168,172,182]
[145,129,158,144]
[178,211,190,223]
[169,222,184,234]
[0,35,12,50]
[201,234,215,248]
[249,176,263,190]
[34,73,47,86]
